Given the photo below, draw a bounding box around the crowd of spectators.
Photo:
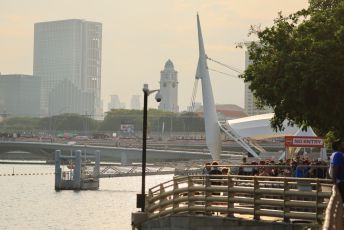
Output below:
[237,156,328,179]
[202,156,329,179]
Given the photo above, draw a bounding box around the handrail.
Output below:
[146,175,333,226]
[322,185,344,230]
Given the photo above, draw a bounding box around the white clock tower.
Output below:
[158,59,179,112]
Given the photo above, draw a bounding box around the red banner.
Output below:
[285,136,324,148]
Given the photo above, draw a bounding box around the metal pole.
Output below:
[54,150,61,190]
[137,84,160,212]
[141,88,148,212]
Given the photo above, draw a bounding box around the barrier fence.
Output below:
[323,185,344,230]
[0,172,55,176]
[146,175,333,226]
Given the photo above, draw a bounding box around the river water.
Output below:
[0,164,172,230]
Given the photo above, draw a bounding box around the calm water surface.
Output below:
[0,164,172,230]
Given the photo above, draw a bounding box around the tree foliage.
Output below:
[1,117,40,131]
[0,110,205,134]
[37,113,99,131]
[100,109,204,133]
[241,0,344,137]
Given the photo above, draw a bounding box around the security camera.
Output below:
[155,91,162,102]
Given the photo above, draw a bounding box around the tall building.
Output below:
[244,50,273,116]
[130,95,140,110]
[0,74,40,117]
[108,95,122,110]
[158,59,179,112]
[33,19,102,118]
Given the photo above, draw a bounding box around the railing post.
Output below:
[227,175,234,217]
[172,178,179,214]
[188,176,194,214]
[146,189,153,216]
[283,177,290,222]
[315,179,322,224]
[205,175,211,215]
[159,184,166,217]
[253,176,260,220]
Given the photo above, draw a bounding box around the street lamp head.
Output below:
[155,91,162,102]
[143,84,149,93]
[143,84,162,102]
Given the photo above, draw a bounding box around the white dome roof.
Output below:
[225,113,317,140]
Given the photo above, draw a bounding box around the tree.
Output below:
[99,109,143,131]
[38,113,99,132]
[0,117,40,131]
[241,0,344,137]
[99,109,205,133]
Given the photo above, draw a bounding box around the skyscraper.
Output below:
[158,59,179,113]
[244,50,272,116]
[130,95,140,110]
[0,74,41,117]
[108,95,122,110]
[33,19,102,118]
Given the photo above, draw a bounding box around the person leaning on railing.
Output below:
[238,157,257,176]
[307,159,327,179]
[202,162,211,175]
[209,161,222,196]
[329,139,344,202]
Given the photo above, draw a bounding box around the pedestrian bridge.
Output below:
[132,175,342,230]
[0,141,215,163]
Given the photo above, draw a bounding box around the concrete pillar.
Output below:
[121,151,129,165]
[54,150,62,190]
[94,150,100,177]
[74,150,81,189]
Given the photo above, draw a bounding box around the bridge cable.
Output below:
[188,78,199,112]
[206,56,243,74]
[207,67,238,78]
[188,56,242,112]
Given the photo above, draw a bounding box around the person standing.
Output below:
[202,162,212,175]
[209,161,222,196]
[330,139,344,202]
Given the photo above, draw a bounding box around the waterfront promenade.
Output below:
[132,174,341,230]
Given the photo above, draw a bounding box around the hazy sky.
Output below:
[0,0,308,111]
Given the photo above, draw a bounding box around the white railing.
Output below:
[146,175,332,225]
[323,185,344,229]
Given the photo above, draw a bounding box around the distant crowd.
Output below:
[202,156,329,179]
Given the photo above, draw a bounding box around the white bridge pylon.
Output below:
[196,14,222,160]
[196,15,313,160]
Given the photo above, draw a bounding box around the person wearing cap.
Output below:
[329,139,344,202]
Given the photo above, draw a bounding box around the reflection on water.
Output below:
[0,164,172,230]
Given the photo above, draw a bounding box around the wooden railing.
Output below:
[323,185,344,229]
[146,175,332,225]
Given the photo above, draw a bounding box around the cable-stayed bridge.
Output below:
[0,141,222,164]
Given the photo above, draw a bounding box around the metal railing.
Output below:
[323,185,344,229]
[146,175,333,225]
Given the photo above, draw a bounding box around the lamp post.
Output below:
[137,84,162,212]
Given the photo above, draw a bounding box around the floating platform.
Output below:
[54,149,100,190]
